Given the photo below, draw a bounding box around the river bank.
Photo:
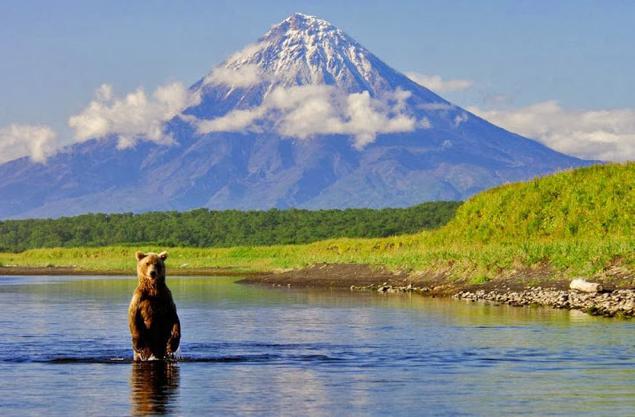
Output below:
[238,263,635,318]
[454,287,635,318]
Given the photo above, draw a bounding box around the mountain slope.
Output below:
[0,13,593,218]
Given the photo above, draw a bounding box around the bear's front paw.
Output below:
[133,348,150,361]
[165,347,180,361]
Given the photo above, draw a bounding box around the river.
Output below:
[1,275,634,416]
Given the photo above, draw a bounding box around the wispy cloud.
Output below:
[0,124,58,164]
[197,86,425,148]
[405,72,473,92]
[453,112,469,127]
[203,64,264,88]
[418,102,454,111]
[469,101,635,161]
[68,82,197,149]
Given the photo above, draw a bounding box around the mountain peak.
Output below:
[268,13,338,36]
[198,12,397,94]
[261,13,348,46]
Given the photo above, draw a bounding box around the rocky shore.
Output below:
[349,281,635,318]
[350,282,433,294]
[241,264,635,319]
[454,287,635,318]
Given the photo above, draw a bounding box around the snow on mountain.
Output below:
[203,13,398,92]
[187,13,462,148]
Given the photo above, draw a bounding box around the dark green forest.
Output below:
[0,202,461,252]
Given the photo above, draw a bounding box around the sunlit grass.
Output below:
[0,236,632,282]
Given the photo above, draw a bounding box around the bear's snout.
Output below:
[149,270,157,279]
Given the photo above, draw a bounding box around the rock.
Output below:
[570,278,603,293]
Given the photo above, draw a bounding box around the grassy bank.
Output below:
[1,163,633,286]
[0,236,632,284]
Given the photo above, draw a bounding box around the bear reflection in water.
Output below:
[130,361,180,416]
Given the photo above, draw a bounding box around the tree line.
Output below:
[0,202,461,252]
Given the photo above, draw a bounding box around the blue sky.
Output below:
[1,0,634,161]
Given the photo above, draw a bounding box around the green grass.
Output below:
[1,236,632,283]
[1,163,633,284]
[439,162,633,242]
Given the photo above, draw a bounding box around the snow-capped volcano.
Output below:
[188,13,453,148]
[199,13,424,94]
[0,13,592,218]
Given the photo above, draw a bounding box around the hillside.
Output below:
[439,162,634,242]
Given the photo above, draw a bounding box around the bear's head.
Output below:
[135,251,168,286]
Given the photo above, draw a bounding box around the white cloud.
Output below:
[469,101,635,161]
[405,72,473,92]
[203,64,263,88]
[418,102,454,111]
[225,42,265,65]
[95,84,113,101]
[68,82,196,149]
[453,112,469,127]
[197,107,266,133]
[0,124,58,164]
[196,85,424,148]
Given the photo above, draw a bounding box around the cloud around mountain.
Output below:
[4,77,633,164]
[405,73,474,93]
[469,101,635,162]
[196,83,425,148]
[203,63,264,88]
[68,82,197,149]
[0,124,57,164]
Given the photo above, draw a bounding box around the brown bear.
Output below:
[128,251,181,361]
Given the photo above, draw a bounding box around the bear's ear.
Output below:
[158,251,168,260]
[135,251,146,261]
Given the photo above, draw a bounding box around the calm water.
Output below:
[1,275,634,417]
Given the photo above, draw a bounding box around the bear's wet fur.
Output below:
[128,251,181,361]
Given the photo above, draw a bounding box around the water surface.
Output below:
[1,275,634,416]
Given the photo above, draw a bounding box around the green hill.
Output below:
[440,162,634,242]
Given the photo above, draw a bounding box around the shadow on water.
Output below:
[130,361,180,416]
